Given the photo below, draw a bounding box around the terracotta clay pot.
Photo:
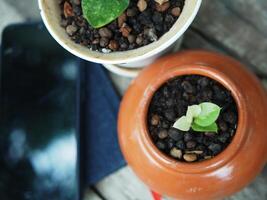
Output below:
[118,51,267,200]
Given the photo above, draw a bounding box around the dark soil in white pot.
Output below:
[59,0,185,52]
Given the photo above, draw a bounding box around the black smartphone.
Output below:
[0,23,80,200]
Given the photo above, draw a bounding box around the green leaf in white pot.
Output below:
[82,0,129,28]
[191,122,218,133]
[194,102,221,127]
[173,116,192,131]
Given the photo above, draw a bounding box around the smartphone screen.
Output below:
[0,23,79,200]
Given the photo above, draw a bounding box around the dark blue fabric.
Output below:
[78,61,126,185]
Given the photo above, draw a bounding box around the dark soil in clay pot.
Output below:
[147,75,238,162]
[59,0,185,52]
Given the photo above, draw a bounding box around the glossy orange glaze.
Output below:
[118,51,267,200]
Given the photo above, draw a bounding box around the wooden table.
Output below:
[85,0,267,199]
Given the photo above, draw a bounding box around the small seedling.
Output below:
[82,0,129,28]
[173,102,221,133]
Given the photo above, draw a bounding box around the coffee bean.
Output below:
[151,114,160,126]
[166,99,174,107]
[107,21,118,30]
[167,138,175,149]
[99,27,113,38]
[152,12,163,24]
[90,38,99,44]
[197,77,209,88]
[60,19,68,27]
[202,89,213,100]
[118,13,127,28]
[126,8,138,17]
[120,23,132,37]
[203,137,211,146]
[185,150,203,155]
[137,0,147,12]
[183,153,197,162]
[168,128,183,141]
[223,112,237,124]
[208,143,222,155]
[213,86,227,101]
[195,134,204,143]
[164,109,176,121]
[99,37,109,47]
[165,14,175,24]
[108,40,119,51]
[170,148,182,159]
[73,5,82,15]
[218,132,230,143]
[71,0,80,5]
[181,81,195,93]
[204,156,212,160]
[127,34,136,44]
[63,2,74,18]
[176,140,185,150]
[155,2,170,12]
[182,92,190,101]
[156,141,166,150]
[136,35,144,45]
[184,133,193,142]
[171,7,181,17]
[79,27,85,34]
[196,144,205,151]
[66,25,78,36]
[119,38,129,50]
[218,120,228,132]
[163,87,169,97]
[186,140,196,149]
[204,132,215,137]
[161,120,169,129]
[158,129,168,139]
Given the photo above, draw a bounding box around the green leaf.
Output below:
[186,105,201,118]
[173,116,192,131]
[192,122,218,133]
[82,0,129,28]
[194,102,221,127]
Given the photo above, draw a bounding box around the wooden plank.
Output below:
[226,166,267,200]
[83,189,103,200]
[191,0,267,75]
[222,0,267,38]
[95,167,153,200]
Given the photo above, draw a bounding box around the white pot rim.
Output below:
[39,0,202,65]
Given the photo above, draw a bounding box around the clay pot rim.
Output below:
[139,64,248,174]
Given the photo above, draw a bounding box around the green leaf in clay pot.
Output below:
[186,105,201,119]
[191,122,218,133]
[173,116,192,131]
[82,0,129,28]
[194,102,221,127]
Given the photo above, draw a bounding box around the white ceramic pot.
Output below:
[39,0,201,68]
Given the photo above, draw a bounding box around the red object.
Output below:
[151,191,162,200]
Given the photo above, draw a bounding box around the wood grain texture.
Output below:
[95,167,153,200]
[83,189,103,200]
[191,0,267,75]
